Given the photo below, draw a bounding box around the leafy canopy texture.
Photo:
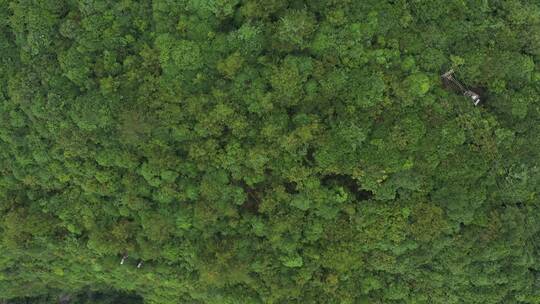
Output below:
[1,0,540,303]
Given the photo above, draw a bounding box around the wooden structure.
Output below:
[441,69,481,106]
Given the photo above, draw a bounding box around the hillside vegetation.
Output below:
[0,0,540,303]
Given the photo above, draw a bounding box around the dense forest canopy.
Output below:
[0,0,539,303]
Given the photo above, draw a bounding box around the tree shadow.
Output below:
[321,174,373,201]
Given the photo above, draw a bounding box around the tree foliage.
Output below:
[1,0,540,303]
